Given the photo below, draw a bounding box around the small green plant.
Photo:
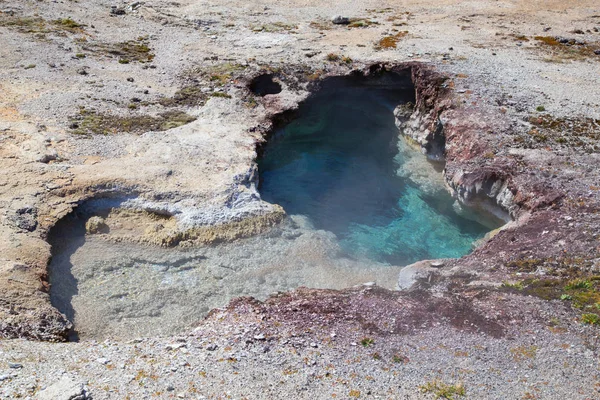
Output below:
[372,352,381,360]
[326,53,340,62]
[565,279,592,291]
[75,53,86,59]
[360,337,374,347]
[581,313,600,325]
[560,294,572,300]
[419,380,466,399]
[341,56,353,64]
[392,354,409,364]
[536,105,546,112]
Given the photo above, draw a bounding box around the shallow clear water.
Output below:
[259,75,491,265]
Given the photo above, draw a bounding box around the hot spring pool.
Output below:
[259,74,492,266]
[49,73,500,340]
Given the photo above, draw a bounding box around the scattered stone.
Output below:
[11,207,37,232]
[110,6,126,16]
[129,2,141,11]
[166,343,186,350]
[166,385,175,392]
[127,77,134,82]
[254,333,266,340]
[85,216,109,234]
[430,260,445,268]
[38,151,58,164]
[8,362,23,369]
[38,376,90,400]
[594,50,600,55]
[0,374,9,381]
[206,344,218,351]
[96,357,110,365]
[76,68,88,76]
[331,16,350,25]
[310,342,318,348]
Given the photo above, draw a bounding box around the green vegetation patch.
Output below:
[501,272,600,326]
[528,114,600,152]
[69,108,196,135]
[159,86,207,107]
[581,313,600,325]
[52,18,84,32]
[419,380,466,399]
[87,37,154,63]
[0,14,85,35]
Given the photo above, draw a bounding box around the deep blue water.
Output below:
[258,75,491,265]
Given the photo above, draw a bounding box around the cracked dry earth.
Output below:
[1,0,600,399]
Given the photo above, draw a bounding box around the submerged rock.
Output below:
[85,216,109,234]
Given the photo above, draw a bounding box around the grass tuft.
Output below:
[419,381,466,399]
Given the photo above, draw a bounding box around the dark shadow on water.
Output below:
[47,211,89,342]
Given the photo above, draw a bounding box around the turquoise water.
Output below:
[259,75,492,265]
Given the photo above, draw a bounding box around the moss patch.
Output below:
[534,36,600,62]
[419,381,466,399]
[375,31,408,49]
[69,108,195,135]
[0,14,85,35]
[501,267,600,325]
[86,37,154,63]
[527,115,600,152]
[158,86,207,107]
[51,18,84,33]
[185,63,247,87]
